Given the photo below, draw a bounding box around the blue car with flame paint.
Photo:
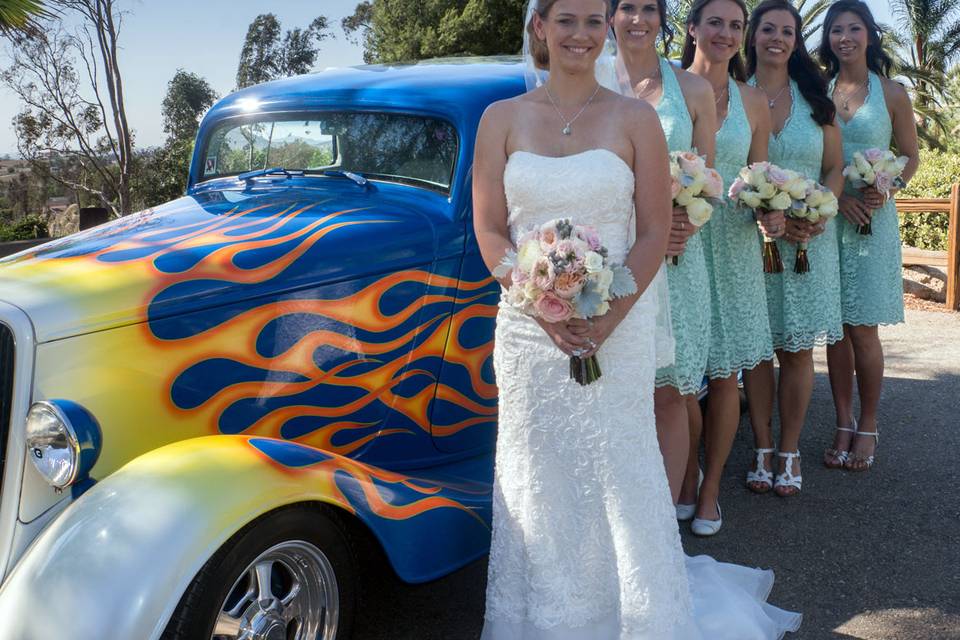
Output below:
[0,60,527,640]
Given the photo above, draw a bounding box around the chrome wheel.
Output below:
[211,540,339,640]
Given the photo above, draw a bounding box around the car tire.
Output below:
[162,504,358,640]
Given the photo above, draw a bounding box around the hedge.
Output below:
[0,215,48,242]
[898,149,959,251]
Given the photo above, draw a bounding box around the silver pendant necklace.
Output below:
[758,81,789,108]
[544,83,602,136]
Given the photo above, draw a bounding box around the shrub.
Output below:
[0,215,49,242]
[897,149,959,251]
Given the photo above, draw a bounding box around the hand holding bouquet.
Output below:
[668,150,724,265]
[785,179,839,274]
[493,218,638,385]
[728,161,801,273]
[842,148,908,235]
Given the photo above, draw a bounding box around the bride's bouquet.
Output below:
[493,218,637,386]
[728,162,804,273]
[669,151,724,265]
[785,179,839,274]
[842,148,908,235]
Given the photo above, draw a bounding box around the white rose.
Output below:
[595,300,611,316]
[786,178,808,200]
[686,197,713,226]
[584,251,604,273]
[768,191,792,211]
[757,182,777,200]
[740,191,763,209]
[676,188,694,207]
[861,168,876,185]
[517,239,541,273]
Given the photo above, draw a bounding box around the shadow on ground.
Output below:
[354,311,960,640]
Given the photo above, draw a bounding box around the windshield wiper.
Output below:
[322,169,368,187]
[237,167,304,186]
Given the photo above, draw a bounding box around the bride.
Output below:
[471,0,802,638]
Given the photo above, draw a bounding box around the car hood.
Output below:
[0,186,451,343]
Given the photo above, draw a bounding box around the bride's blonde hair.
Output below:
[526,0,610,69]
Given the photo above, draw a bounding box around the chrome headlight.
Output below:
[25,400,102,489]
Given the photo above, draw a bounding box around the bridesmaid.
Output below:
[681,0,783,535]
[610,0,718,509]
[741,0,845,497]
[818,0,919,472]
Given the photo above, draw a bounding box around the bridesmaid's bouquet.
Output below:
[493,218,638,386]
[842,148,908,235]
[668,150,724,265]
[728,162,804,274]
[785,180,839,274]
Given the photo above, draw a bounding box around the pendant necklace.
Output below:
[632,62,663,101]
[758,81,789,108]
[833,79,868,112]
[544,83,602,136]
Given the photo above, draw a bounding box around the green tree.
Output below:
[161,69,218,143]
[235,13,331,89]
[889,0,960,146]
[0,0,49,37]
[343,0,526,64]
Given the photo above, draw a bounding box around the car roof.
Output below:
[205,57,527,124]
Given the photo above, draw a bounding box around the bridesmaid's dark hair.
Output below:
[745,0,836,126]
[610,0,675,54]
[816,0,893,78]
[680,0,749,81]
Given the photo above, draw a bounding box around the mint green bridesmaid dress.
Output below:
[834,72,905,326]
[749,79,843,350]
[701,79,774,379]
[654,57,711,396]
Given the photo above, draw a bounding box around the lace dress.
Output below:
[748,78,843,351]
[653,58,711,395]
[701,79,774,379]
[482,148,801,639]
[833,72,905,326]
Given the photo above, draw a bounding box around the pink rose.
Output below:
[728,177,748,199]
[553,271,586,299]
[535,292,574,323]
[576,225,602,251]
[539,223,559,251]
[531,256,555,289]
[767,165,791,189]
[874,171,893,195]
[671,175,682,200]
[702,168,723,199]
[677,151,704,175]
[554,239,584,262]
[863,148,885,164]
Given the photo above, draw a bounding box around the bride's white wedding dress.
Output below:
[481,149,802,639]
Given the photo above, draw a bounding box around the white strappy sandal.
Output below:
[824,418,857,469]
[774,451,802,497]
[845,429,879,472]
[746,447,775,493]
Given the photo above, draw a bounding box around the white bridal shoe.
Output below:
[774,451,802,497]
[691,502,722,537]
[676,468,703,521]
[746,447,775,493]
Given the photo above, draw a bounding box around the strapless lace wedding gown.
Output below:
[481,149,802,640]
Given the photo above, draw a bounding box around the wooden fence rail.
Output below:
[896,183,960,311]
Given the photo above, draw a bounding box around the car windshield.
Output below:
[200,112,459,192]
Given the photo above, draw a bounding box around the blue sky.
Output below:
[1,0,896,156]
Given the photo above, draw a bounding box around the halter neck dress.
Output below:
[832,72,905,326]
[748,78,842,350]
[653,57,711,395]
[701,78,774,379]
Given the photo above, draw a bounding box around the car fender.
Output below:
[0,435,491,640]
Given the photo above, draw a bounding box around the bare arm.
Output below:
[681,70,718,166]
[885,79,920,184]
[821,120,845,197]
[472,102,514,287]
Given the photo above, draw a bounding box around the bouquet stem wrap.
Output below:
[570,354,603,385]
[762,236,784,273]
[794,242,810,274]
